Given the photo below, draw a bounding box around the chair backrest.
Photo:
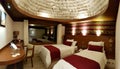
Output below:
[26,44,34,57]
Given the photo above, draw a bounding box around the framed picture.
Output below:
[0,10,6,27]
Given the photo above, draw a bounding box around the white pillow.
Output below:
[88,41,104,46]
[66,39,74,42]
[71,41,77,46]
[66,39,77,46]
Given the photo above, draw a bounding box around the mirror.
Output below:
[28,24,57,44]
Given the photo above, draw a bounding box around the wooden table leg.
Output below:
[6,61,23,69]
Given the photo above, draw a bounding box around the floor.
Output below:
[24,54,46,69]
[24,53,58,69]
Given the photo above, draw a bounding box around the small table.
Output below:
[0,44,25,69]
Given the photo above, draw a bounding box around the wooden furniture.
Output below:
[0,43,25,69]
[25,44,34,67]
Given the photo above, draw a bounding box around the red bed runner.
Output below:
[44,45,60,60]
[64,55,100,69]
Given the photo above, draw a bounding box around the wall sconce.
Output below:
[96,30,101,36]
[81,29,87,36]
[72,27,76,36]
[50,28,53,35]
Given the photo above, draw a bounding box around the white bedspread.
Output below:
[53,49,107,69]
[39,44,76,68]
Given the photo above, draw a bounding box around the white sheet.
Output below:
[53,49,107,69]
[39,44,77,68]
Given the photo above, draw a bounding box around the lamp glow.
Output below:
[96,30,101,36]
[81,29,87,36]
[72,27,76,36]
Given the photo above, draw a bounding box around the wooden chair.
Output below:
[25,44,34,67]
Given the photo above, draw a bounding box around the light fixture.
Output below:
[7,3,11,9]
[72,27,76,36]
[96,30,101,36]
[14,0,109,20]
[81,29,87,36]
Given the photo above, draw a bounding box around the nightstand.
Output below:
[106,59,115,69]
[75,50,80,53]
[75,49,83,53]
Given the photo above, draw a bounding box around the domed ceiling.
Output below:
[1,0,119,23]
[13,0,109,20]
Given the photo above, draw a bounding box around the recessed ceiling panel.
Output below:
[14,0,109,20]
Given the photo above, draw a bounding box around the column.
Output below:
[57,24,65,44]
[116,3,120,69]
[23,20,29,45]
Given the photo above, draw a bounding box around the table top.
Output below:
[0,44,25,65]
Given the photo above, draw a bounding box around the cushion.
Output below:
[88,41,104,46]
[66,39,74,42]
[88,45,103,52]
[63,41,72,46]
[26,44,34,49]
[71,41,77,46]
[66,39,77,46]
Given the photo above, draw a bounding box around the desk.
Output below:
[0,44,25,69]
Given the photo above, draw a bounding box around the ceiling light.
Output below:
[7,3,11,9]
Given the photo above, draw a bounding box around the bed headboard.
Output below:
[64,34,115,59]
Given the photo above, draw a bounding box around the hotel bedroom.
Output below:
[0,0,120,69]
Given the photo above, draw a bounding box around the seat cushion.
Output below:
[26,44,33,49]
[27,50,33,57]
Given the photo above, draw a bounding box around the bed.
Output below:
[53,41,107,69]
[39,40,77,68]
